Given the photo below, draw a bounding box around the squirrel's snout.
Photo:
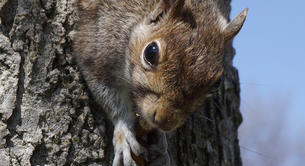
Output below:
[154,111,179,133]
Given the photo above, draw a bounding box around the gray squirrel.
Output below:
[73,0,247,165]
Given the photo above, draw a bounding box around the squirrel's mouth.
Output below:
[152,111,180,133]
[138,111,180,133]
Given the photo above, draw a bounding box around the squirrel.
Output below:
[73,0,247,165]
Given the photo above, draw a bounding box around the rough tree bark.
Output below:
[0,0,242,165]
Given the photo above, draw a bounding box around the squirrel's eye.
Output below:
[144,42,159,66]
[209,77,222,93]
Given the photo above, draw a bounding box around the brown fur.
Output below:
[128,0,227,131]
[73,0,247,164]
[74,0,247,131]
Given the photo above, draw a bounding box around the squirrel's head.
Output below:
[128,0,248,132]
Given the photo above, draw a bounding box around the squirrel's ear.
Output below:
[222,8,248,42]
[168,0,185,19]
[146,0,185,24]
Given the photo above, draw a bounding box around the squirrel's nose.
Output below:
[154,111,179,133]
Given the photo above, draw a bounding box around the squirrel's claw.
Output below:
[112,121,148,166]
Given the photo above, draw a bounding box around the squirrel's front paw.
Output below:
[112,121,148,166]
[147,131,170,165]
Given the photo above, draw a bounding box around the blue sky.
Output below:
[230,1,305,165]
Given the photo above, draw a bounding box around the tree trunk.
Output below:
[0,0,242,165]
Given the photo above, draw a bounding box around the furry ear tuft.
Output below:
[222,8,248,42]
